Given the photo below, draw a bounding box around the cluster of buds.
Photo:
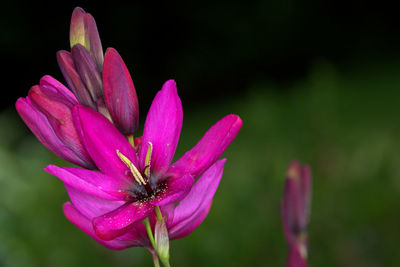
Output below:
[57,8,139,135]
[17,7,139,169]
[281,160,312,267]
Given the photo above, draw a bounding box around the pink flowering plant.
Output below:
[16,7,242,267]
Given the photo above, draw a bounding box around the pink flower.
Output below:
[45,80,242,249]
[281,160,312,267]
[16,75,95,168]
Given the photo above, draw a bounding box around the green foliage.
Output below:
[1,61,399,266]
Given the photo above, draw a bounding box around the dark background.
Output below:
[1,1,400,266]
[3,1,400,110]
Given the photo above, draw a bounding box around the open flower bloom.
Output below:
[46,80,242,248]
[16,75,95,169]
[61,158,226,250]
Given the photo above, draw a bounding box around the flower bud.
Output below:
[287,246,308,267]
[103,48,139,135]
[57,50,96,109]
[282,160,312,267]
[86,13,104,72]
[71,44,104,108]
[70,7,89,50]
[155,217,170,263]
[16,76,95,169]
[282,160,312,245]
[70,7,104,71]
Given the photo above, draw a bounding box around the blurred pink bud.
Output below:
[16,76,95,169]
[287,246,308,267]
[282,160,311,245]
[103,48,139,135]
[282,160,312,266]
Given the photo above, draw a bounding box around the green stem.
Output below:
[127,134,135,148]
[155,206,163,221]
[161,259,171,267]
[143,218,156,249]
[150,249,161,267]
[144,208,172,267]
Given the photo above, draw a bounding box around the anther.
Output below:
[116,150,147,185]
[144,142,153,179]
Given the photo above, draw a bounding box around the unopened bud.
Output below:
[155,217,170,263]
[17,76,95,168]
[70,7,104,71]
[282,160,312,248]
[70,7,89,50]
[71,44,104,108]
[287,245,308,267]
[57,50,96,109]
[103,48,139,135]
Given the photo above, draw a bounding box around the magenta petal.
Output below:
[73,105,137,182]
[16,98,94,168]
[168,159,226,239]
[28,84,93,168]
[27,76,90,166]
[160,203,175,226]
[139,80,182,175]
[116,227,150,248]
[39,75,77,103]
[171,201,212,240]
[63,202,137,250]
[103,48,139,135]
[16,97,66,156]
[116,222,149,245]
[28,85,75,136]
[45,165,130,201]
[169,114,242,178]
[65,185,124,219]
[149,174,194,206]
[93,201,153,241]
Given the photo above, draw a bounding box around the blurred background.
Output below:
[1,0,400,266]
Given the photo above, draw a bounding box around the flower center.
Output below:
[117,149,147,185]
[116,142,156,199]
